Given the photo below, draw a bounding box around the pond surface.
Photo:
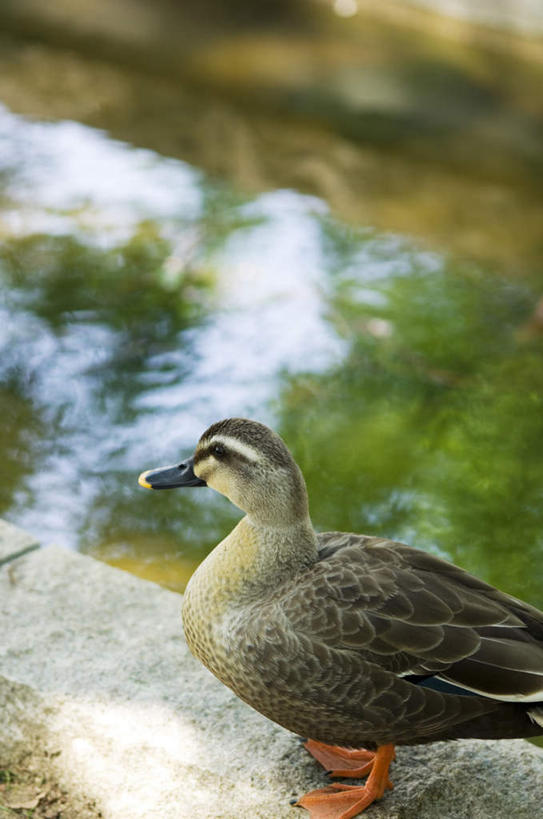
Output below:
[1,27,543,614]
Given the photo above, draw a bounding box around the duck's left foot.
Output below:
[303,740,377,778]
[295,782,389,819]
[295,744,395,819]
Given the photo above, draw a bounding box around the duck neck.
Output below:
[244,513,318,577]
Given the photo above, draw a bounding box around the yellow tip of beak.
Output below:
[138,470,153,489]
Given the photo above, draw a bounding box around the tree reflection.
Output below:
[0,377,45,516]
[279,218,543,607]
[0,209,222,549]
[0,152,272,571]
[2,184,542,607]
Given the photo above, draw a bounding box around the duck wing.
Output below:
[293,533,543,705]
[239,534,543,745]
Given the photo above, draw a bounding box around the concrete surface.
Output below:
[1,520,543,818]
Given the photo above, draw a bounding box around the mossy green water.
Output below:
[0,20,542,616]
[2,193,542,611]
[279,222,543,608]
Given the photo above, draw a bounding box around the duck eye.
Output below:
[212,443,226,458]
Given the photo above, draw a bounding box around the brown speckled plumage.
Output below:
[141,418,543,815]
[184,523,543,747]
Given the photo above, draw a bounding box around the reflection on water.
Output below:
[1,98,543,609]
[1,29,542,274]
[280,225,543,606]
[0,104,343,577]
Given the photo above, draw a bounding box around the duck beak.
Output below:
[138,456,206,490]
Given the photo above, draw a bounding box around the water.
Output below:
[1,31,543,615]
[0,103,345,580]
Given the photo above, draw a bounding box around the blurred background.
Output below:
[1,0,542,607]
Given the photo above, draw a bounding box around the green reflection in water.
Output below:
[1,225,203,426]
[0,378,45,516]
[88,483,240,592]
[1,153,543,614]
[0,171,264,580]
[279,219,543,609]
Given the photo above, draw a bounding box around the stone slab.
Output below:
[0,532,542,818]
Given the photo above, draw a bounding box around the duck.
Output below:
[138,417,543,818]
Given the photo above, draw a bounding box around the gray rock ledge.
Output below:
[1,520,542,818]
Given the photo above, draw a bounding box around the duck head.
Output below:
[138,418,310,527]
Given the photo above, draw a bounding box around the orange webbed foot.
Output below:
[303,740,378,778]
[295,743,395,818]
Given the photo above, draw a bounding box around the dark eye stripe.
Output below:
[194,444,227,464]
[194,443,253,466]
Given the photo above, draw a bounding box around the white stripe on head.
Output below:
[207,435,263,463]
